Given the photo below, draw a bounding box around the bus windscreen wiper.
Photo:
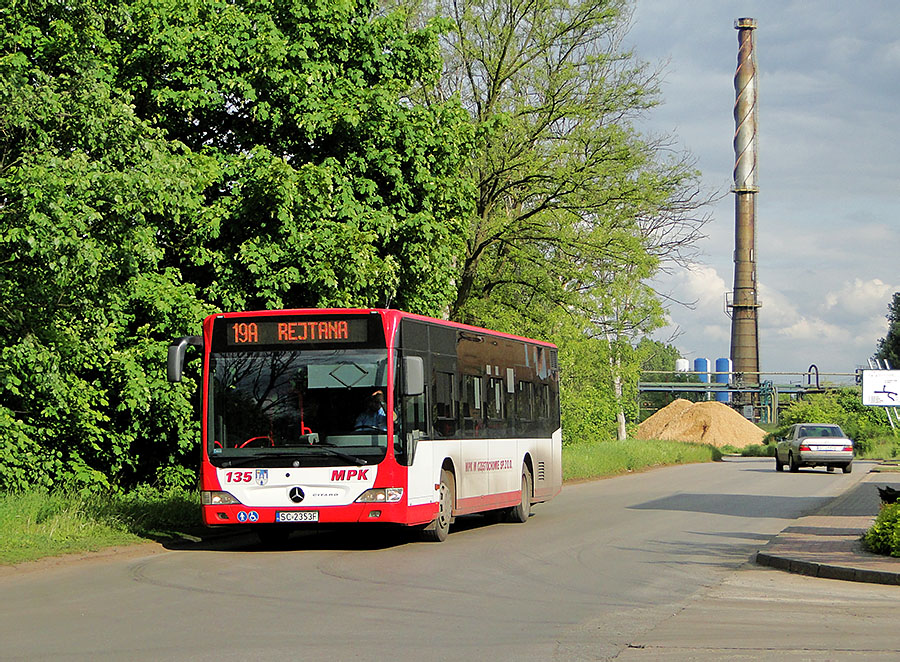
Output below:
[310,445,368,466]
[220,448,366,468]
[221,452,304,468]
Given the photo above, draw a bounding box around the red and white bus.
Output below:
[167,308,561,542]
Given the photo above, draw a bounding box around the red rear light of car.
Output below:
[843,445,853,452]
[799,444,811,452]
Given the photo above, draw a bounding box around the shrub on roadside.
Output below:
[739,443,775,457]
[864,503,900,557]
[773,389,893,455]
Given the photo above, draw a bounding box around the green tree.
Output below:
[392,0,709,327]
[875,292,900,369]
[391,0,710,437]
[778,389,892,453]
[0,0,473,490]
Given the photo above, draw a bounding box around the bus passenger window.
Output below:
[516,380,534,435]
[462,374,484,437]
[486,377,506,437]
[433,371,458,437]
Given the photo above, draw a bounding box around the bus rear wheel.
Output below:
[422,470,454,542]
[505,467,533,523]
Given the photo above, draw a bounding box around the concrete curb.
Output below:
[755,550,900,585]
[754,470,900,585]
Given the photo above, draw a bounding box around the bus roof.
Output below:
[209,308,557,349]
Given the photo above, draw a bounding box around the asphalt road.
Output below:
[1,458,898,661]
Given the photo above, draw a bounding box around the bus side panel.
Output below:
[487,436,521,501]
[406,437,436,508]
[460,435,490,500]
[534,428,563,501]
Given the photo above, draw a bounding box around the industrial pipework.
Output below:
[728,17,761,395]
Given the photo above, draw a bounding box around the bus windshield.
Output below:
[207,349,391,465]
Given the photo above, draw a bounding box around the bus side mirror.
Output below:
[167,336,203,383]
[403,356,424,396]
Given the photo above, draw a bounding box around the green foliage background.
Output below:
[875,292,900,369]
[0,0,715,491]
[0,0,473,490]
[774,389,894,454]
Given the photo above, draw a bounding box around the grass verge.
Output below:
[0,487,200,565]
[26,438,900,565]
[562,438,722,482]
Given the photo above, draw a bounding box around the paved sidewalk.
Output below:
[755,470,900,584]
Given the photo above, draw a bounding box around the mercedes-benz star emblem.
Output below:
[289,487,305,503]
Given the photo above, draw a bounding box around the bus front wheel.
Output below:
[422,470,455,543]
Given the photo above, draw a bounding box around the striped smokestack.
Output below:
[728,17,761,400]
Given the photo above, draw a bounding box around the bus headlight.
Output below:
[355,488,404,503]
[202,491,242,505]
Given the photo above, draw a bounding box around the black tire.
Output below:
[506,467,533,523]
[789,452,799,473]
[827,466,835,472]
[774,453,784,472]
[422,470,454,542]
[842,462,852,474]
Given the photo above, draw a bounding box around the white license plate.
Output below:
[275,511,319,523]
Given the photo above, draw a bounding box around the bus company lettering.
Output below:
[465,459,514,473]
[331,469,370,481]
[279,321,349,342]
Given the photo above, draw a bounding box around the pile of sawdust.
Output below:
[636,398,765,448]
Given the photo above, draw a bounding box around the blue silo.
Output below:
[715,357,732,402]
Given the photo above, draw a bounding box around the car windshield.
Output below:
[207,349,392,466]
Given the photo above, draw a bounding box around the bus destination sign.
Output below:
[228,319,369,346]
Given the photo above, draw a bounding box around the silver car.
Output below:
[775,423,854,473]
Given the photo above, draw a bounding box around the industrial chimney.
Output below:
[728,17,761,402]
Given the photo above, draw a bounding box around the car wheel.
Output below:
[827,466,835,472]
[775,453,784,472]
[842,462,852,474]
[789,452,799,472]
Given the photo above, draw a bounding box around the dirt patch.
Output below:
[636,398,765,448]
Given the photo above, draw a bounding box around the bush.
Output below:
[864,503,900,557]
[775,389,895,454]
[858,437,900,460]
[739,443,775,457]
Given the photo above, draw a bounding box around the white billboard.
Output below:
[861,370,900,406]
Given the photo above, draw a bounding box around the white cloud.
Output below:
[631,1,900,378]
[701,324,730,344]
[757,282,799,328]
[684,263,725,297]
[777,317,851,344]
[823,278,895,317]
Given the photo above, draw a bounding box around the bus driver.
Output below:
[355,390,387,431]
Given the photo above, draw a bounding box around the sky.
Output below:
[623,1,900,384]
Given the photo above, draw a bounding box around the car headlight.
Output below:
[202,491,242,505]
[355,488,404,503]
